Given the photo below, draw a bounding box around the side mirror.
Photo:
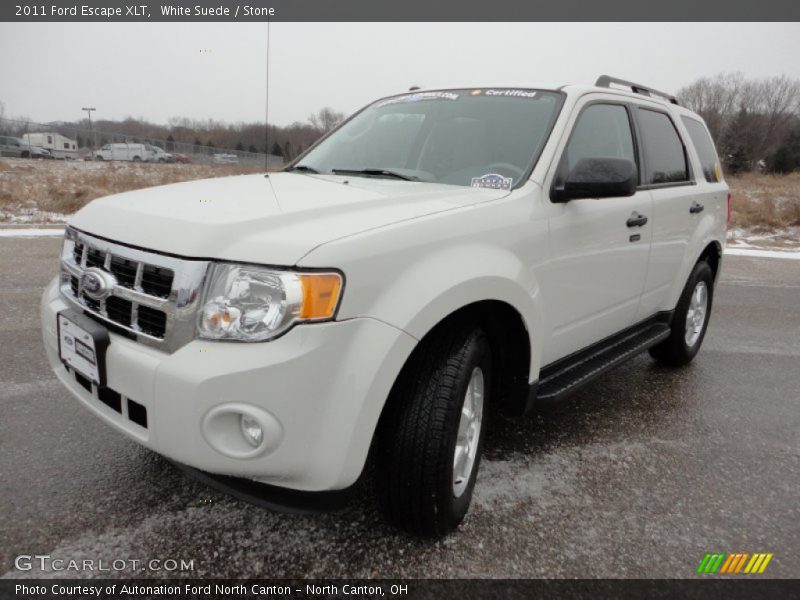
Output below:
[552,157,637,202]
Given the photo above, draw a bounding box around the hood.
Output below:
[69,172,509,265]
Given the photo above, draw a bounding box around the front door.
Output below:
[541,99,653,364]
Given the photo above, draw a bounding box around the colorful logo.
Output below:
[697,552,774,574]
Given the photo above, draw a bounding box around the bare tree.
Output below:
[679,72,800,171]
[308,107,345,134]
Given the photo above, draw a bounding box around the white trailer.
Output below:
[21,133,79,159]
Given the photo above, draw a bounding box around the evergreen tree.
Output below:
[248,145,258,154]
[726,145,749,175]
[270,141,283,157]
[766,130,800,174]
[721,107,754,174]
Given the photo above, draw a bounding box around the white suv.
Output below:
[41,76,728,536]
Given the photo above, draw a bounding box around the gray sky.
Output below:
[1,22,799,126]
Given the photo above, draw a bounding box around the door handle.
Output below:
[626,212,648,228]
[690,202,705,214]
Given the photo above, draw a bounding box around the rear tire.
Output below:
[650,260,714,367]
[377,323,491,537]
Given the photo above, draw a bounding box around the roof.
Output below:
[405,76,684,109]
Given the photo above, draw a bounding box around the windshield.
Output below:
[294,88,562,188]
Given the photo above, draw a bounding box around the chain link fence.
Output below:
[0,117,284,168]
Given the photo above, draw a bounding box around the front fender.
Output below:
[299,191,548,381]
[318,240,545,382]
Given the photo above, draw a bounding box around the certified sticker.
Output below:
[470,173,513,190]
[485,89,538,99]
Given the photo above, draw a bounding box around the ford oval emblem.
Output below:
[80,267,117,301]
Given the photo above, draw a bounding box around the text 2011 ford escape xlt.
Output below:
[41,76,728,536]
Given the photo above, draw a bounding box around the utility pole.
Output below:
[82,107,96,156]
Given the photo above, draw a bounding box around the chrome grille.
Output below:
[60,228,210,353]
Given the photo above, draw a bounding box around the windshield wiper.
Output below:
[285,164,320,174]
[331,168,418,181]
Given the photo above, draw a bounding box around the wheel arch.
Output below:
[379,299,534,425]
[698,239,722,282]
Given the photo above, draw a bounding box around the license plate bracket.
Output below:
[57,310,110,387]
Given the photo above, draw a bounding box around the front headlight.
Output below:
[197,263,343,342]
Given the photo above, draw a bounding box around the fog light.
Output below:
[240,414,263,447]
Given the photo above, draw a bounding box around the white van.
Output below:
[94,143,154,162]
[22,133,78,159]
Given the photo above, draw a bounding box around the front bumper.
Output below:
[41,278,416,491]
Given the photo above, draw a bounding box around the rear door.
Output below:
[633,106,705,319]
[542,98,653,364]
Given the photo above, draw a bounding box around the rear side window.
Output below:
[681,116,721,182]
[637,109,689,185]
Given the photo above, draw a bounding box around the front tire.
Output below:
[377,324,491,537]
[650,260,715,367]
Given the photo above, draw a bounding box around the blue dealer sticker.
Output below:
[471,173,513,190]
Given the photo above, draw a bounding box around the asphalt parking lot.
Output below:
[2,237,798,579]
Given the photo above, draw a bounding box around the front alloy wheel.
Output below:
[377,325,492,537]
[453,367,484,498]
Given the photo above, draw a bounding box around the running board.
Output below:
[534,319,671,404]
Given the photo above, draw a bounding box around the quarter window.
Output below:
[637,109,689,185]
[563,104,636,174]
[681,116,721,182]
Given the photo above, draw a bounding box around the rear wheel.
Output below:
[377,323,491,537]
[650,261,714,367]
[132,156,141,162]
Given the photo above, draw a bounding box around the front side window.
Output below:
[637,109,689,185]
[562,103,636,174]
[681,116,721,183]
[295,89,563,188]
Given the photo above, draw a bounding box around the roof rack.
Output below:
[595,75,679,105]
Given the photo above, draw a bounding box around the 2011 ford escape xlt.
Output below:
[41,76,729,537]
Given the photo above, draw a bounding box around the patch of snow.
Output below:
[0,228,65,237]
[724,247,800,260]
